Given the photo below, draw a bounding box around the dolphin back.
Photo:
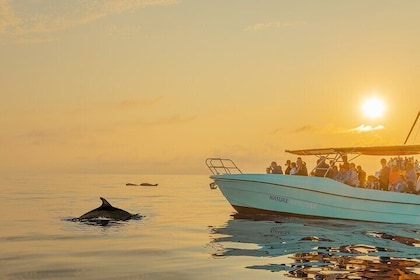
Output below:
[78,197,133,221]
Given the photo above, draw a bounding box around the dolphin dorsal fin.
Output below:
[100,197,112,207]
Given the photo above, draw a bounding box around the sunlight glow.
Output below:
[362,97,386,119]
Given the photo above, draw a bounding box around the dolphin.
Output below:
[78,197,134,221]
[125,183,158,186]
[140,183,158,186]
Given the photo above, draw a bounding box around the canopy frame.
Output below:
[286,145,420,178]
[286,145,420,157]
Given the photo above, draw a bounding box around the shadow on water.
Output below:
[209,213,420,279]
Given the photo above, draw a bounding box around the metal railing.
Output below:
[205,158,242,175]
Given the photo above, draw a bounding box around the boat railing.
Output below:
[206,158,243,175]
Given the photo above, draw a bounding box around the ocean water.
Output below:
[0,174,419,280]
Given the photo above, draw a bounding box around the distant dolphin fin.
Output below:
[100,197,113,207]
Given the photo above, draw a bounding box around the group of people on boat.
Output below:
[376,157,419,193]
[266,156,420,194]
[266,157,308,176]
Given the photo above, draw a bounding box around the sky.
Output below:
[1,0,420,175]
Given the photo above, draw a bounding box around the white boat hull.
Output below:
[211,174,420,225]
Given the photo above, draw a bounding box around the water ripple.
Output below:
[210,214,420,279]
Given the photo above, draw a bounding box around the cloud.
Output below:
[293,125,314,133]
[0,0,19,33]
[284,123,384,135]
[70,96,164,115]
[103,0,178,14]
[18,128,65,145]
[0,0,179,38]
[244,21,304,32]
[138,113,198,125]
[115,96,164,109]
[348,124,384,133]
[271,124,329,135]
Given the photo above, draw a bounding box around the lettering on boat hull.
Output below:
[269,194,317,209]
[269,195,288,203]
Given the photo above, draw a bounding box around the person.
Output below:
[394,175,407,193]
[266,161,283,174]
[329,165,339,179]
[388,166,400,190]
[357,165,366,187]
[405,163,417,193]
[284,160,292,175]
[366,175,380,189]
[334,164,348,182]
[295,157,308,176]
[378,158,390,191]
[344,163,359,187]
[289,162,297,175]
[342,155,348,165]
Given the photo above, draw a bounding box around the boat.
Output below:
[206,145,420,225]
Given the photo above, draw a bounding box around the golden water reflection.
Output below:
[210,214,420,279]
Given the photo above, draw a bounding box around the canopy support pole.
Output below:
[404,110,420,145]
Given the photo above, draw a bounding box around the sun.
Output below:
[362,97,386,119]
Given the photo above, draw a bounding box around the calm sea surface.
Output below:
[1,174,419,280]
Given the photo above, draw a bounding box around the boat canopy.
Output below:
[286,145,420,156]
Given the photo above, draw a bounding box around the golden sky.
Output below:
[1,0,419,174]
